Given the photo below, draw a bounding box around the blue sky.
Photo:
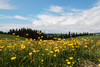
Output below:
[0,0,100,33]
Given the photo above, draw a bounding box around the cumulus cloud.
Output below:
[0,0,16,9]
[46,5,64,13]
[32,4,100,33]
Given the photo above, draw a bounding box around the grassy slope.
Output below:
[66,35,100,41]
[0,34,100,66]
[0,34,25,40]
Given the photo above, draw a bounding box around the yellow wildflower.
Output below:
[55,49,59,53]
[33,50,36,53]
[13,33,15,35]
[17,35,19,37]
[7,46,12,48]
[45,49,48,51]
[41,59,44,62]
[29,38,32,41]
[41,36,43,38]
[67,61,71,65]
[11,57,16,60]
[26,34,28,36]
[0,49,2,51]
[39,33,41,35]
[50,51,53,54]
[67,43,73,46]
[29,52,32,55]
[85,45,87,48]
[53,54,56,57]
[66,59,69,62]
[0,46,5,49]
[21,44,25,49]
[98,59,100,62]
[78,58,80,61]
[26,38,28,41]
[42,54,44,56]
[69,57,73,60]
[38,37,40,39]
[72,62,75,64]
[98,64,100,67]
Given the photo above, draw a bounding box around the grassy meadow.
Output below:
[0,34,100,67]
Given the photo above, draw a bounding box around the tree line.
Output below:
[0,28,93,40]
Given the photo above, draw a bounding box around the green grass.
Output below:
[0,34,100,67]
[0,34,25,40]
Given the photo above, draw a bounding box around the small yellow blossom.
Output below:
[45,49,48,51]
[0,49,2,51]
[67,61,71,65]
[72,62,75,64]
[77,58,80,61]
[67,43,73,46]
[29,52,32,55]
[0,46,4,49]
[26,38,28,41]
[21,44,25,49]
[38,37,40,39]
[11,57,16,60]
[85,45,87,48]
[13,33,15,35]
[42,54,44,56]
[41,36,43,38]
[69,57,73,60]
[17,35,19,37]
[98,64,100,67]
[26,34,28,35]
[41,59,44,62]
[53,54,56,57]
[55,49,59,53]
[29,38,32,41]
[50,51,53,54]
[75,46,79,48]
[66,59,69,62]
[39,33,41,35]
[98,59,100,62]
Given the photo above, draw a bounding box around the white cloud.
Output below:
[0,15,31,21]
[14,15,28,20]
[46,5,64,13]
[71,9,84,12]
[0,0,16,9]
[32,4,100,33]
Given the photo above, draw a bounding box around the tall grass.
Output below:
[0,34,100,67]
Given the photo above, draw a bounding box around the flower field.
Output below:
[0,34,100,67]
